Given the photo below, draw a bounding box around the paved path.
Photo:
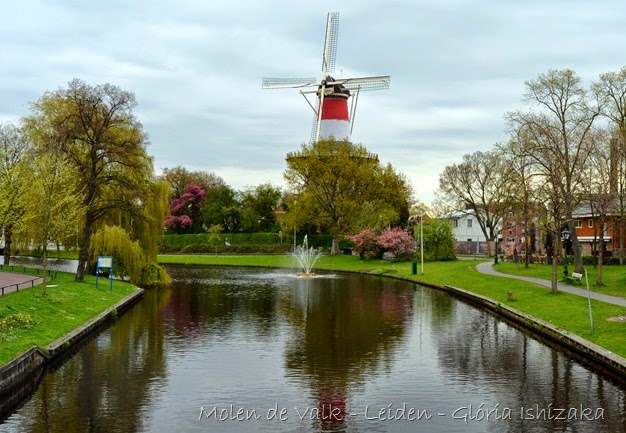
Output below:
[0,271,44,296]
[475,261,626,307]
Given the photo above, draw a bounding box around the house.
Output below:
[571,204,615,257]
[444,210,499,255]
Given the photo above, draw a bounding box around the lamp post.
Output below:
[293,200,297,254]
[561,228,570,279]
[420,214,424,274]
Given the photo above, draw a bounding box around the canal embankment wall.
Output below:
[438,283,626,379]
[0,288,144,401]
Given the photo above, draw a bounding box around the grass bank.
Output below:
[159,254,626,358]
[0,271,136,365]
[493,261,626,298]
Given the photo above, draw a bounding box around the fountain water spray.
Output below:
[293,235,322,276]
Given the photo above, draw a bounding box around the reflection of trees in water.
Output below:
[281,275,414,431]
[429,292,626,432]
[15,287,171,433]
[160,266,282,342]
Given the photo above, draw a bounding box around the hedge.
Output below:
[160,233,353,249]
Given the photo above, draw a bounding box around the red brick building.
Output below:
[571,205,616,257]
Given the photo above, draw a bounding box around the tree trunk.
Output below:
[3,224,12,265]
[76,214,94,281]
[619,215,624,265]
[551,233,559,293]
[42,246,48,296]
[331,237,339,255]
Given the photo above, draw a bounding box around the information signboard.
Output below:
[96,256,114,291]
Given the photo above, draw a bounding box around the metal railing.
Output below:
[0,265,57,296]
[0,277,45,296]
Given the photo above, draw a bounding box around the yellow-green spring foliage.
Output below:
[90,224,170,286]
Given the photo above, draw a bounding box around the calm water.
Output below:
[1,266,626,432]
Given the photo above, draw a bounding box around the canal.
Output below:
[1,265,625,432]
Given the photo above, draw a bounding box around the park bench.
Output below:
[565,272,583,284]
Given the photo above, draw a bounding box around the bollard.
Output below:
[411,262,417,275]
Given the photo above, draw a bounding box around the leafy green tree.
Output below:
[90,225,146,284]
[285,139,411,254]
[0,122,28,265]
[20,150,82,294]
[202,184,241,232]
[207,224,223,255]
[23,79,155,281]
[421,218,456,261]
[238,183,282,232]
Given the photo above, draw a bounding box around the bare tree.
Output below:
[592,66,626,264]
[582,128,616,285]
[506,69,599,282]
[498,136,543,268]
[438,150,515,253]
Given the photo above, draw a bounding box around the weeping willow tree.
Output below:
[89,181,170,287]
[90,225,146,284]
[89,181,171,287]
[133,180,171,286]
[134,180,171,260]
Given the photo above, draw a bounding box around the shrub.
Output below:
[582,255,598,266]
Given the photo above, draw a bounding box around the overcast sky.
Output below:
[2,0,626,204]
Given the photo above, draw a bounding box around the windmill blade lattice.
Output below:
[262,77,317,89]
[322,12,339,76]
[342,76,391,92]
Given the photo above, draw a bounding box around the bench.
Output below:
[565,272,583,284]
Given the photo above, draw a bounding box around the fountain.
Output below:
[293,235,322,277]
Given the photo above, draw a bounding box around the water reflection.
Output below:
[0,256,77,273]
[1,266,625,433]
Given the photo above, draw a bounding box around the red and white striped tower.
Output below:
[318,91,351,141]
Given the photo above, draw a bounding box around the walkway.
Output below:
[475,261,626,307]
[0,271,44,296]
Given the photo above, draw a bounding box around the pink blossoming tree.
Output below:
[375,227,417,260]
[165,183,207,234]
[348,226,416,260]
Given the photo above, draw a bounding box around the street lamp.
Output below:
[561,228,570,278]
[420,214,424,274]
[293,200,297,254]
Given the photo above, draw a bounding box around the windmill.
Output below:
[262,12,390,143]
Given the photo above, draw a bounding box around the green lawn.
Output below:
[0,272,136,365]
[159,254,626,357]
[493,261,626,298]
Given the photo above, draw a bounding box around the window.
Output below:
[508,229,513,235]
[574,220,582,228]
[453,219,459,228]
[467,239,473,242]
[467,219,473,228]
[588,219,593,228]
